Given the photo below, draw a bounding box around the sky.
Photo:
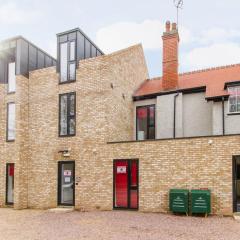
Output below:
[1,0,240,78]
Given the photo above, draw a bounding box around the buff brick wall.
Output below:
[0,75,29,209]
[106,135,240,215]
[0,43,238,215]
[25,44,149,209]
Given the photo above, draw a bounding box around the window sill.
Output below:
[59,134,76,138]
[7,91,16,95]
[227,112,240,116]
[59,80,76,85]
[6,139,15,142]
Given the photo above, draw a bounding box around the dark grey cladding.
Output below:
[56,28,104,73]
[0,36,56,84]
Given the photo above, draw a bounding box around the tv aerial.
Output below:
[174,0,183,26]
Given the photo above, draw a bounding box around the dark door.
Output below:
[6,163,14,205]
[58,161,75,206]
[233,157,240,212]
[113,160,139,209]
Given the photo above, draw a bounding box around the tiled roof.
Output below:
[134,64,240,99]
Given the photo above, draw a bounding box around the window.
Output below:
[8,62,16,93]
[7,103,15,141]
[228,87,240,113]
[60,42,68,82]
[60,41,76,83]
[136,105,155,140]
[59,92,76,136]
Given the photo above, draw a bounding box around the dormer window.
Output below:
[57,29,104,84]
[228,86,240,113]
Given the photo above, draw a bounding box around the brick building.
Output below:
[0,22,240,215]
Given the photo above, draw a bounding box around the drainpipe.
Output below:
[173,93,179,138]
[222,97,225,135]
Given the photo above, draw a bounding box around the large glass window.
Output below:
[8,62,16,93]
[228,86,240,113]
[60,42,68,82]
[7,103,15,141]
[136,105,155,140]
[59,92,76,136]
[60,41,76,83]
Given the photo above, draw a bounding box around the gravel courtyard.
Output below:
[0,208,240,240]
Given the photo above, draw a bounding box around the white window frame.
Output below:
[7,102,16,141]
[228,86,240,114]
[8,62,16,93]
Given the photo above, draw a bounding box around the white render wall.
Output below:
[212,101,223,135]
[182,92,213,137]
[156,93,183,139]
[134,92,240,140]
[224,101,240,134]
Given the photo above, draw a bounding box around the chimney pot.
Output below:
[166,21,171,32]
[172,23,177,31]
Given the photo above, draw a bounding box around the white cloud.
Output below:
[198,28,240,45]
[183,43,240,70]
[96,19,240,72]
[96,20,163,53]
[0,2,41,24]
[96,20,192,53]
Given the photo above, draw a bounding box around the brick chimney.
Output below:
[162,21,179,90]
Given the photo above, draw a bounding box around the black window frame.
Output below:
[136,104,155,140]
[59,92,76,137]
[59,40,77,84]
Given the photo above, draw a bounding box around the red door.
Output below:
[114,160,138,209]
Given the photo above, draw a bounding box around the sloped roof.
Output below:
[134,63,240,99]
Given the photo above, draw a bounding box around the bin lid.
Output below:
[170,189,189,193]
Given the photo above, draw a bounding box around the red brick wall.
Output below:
[162,22,179,90]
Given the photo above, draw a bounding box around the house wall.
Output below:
[0,75,29,209]
[134,92,213,140]
[0,44,148,209]
[212,100,240,135]
[183,92,213,137]
[212,101,223,135]
[224,101,240,134]
[156,93,183,138]
[107,135,240,215]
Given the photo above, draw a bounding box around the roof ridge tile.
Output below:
[179,63,240,76]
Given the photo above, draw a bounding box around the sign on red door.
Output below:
[114,160,138,209]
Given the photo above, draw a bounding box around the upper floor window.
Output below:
[60,41,76,83]
[136,105,155,140]
[8,62,16,93]
[228,86,240,113]
[7,103,15,141]
[59,92,76,136]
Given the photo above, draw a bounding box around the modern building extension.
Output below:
[0,22,240,215]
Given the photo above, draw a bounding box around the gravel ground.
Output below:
[0,208,239,240]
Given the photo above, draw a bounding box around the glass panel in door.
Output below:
[59,162,74,205]
[6,163,14,204]
[130,161,138,209]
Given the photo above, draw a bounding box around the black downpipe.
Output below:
[222,97,225,135]
[173,93,179,138]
